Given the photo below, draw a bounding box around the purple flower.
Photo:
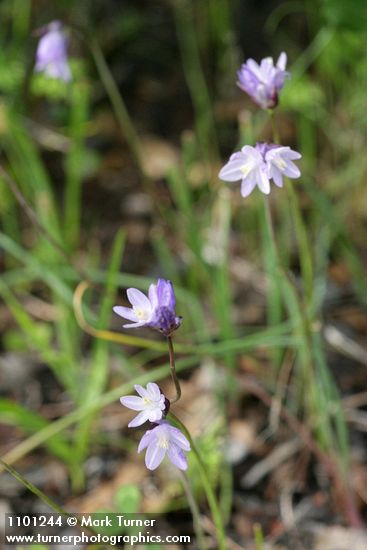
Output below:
[264,145,301,187]
[120,383,166,427]
[237,52,288,109]
[113,279,182,336]
[138,421,190,471]
[35,21,71,82]
[219,142,301,198]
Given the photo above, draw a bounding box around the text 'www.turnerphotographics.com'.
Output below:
[3,514,191,546]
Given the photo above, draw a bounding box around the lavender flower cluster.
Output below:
[219,52,302,197]
[219,142,301,198]
[113,278,181,336]
[237,52,288,110]
[33,23,301,198]
[121,383,190,471]
[35,21,71,82]
[116,279,190,471]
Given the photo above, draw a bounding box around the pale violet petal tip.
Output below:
[128,410,150,428]
[147,382,161,399]
[134,384,149,398]
[126,288,152,309]
[113,306,139,323]
[138,431,152,453]
[167,446,188,470]
[122,321,147,328]
[120,396,144,411]
[277,52,287,70]
[145,444,166,470]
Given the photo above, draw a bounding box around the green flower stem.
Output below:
[263,196,313,355]
[0,458,68,517]
[268,111,362,527]
[167,336,181,403]
[285,179,314,303]
[270,110,314,303]
[254,523,265,550]
[168,413,227,550]
[179,470,208,550]
[87,34,146,181]
[270,109,280,143]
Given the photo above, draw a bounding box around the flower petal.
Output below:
[156,279,175,309]
[219,158,247,182]
[283,161,301,179]
[128,410,150,428]
[246,59,264,81]
[257,168,271,194]
[259,57,274,80]
[281,150,302,161]
[120,396,144,411]
[167,445,188,470]
[147,382,161,400]
[277,52,287,71]
[134,384,149,398]
[170,427,191,451]
[148,409,164,423]
[138,430,153,452]
[122,321,147,329]
[148,283,159,309]
[271,167,284,187]
[113,306,139,322]
[240,176,257,198]
[145,442,166,470]
[126,288,152,310]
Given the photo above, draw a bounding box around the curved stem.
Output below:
[167,336,181,403]
[168,413,227,550]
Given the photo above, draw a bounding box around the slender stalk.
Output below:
[267,112,361,527]
[271,111,314,301]
[64,82,89,251]
[167,336,181,403]
[173,0,220,174]
[179,470,208,550]
[270,109,280,143]
[265,197,361,527]
[87,34,146,180]
[168,413,227,550]
[263,196,308,336]
[254,523,265,550]
[285,179,314,303]
[0,458,69,517]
